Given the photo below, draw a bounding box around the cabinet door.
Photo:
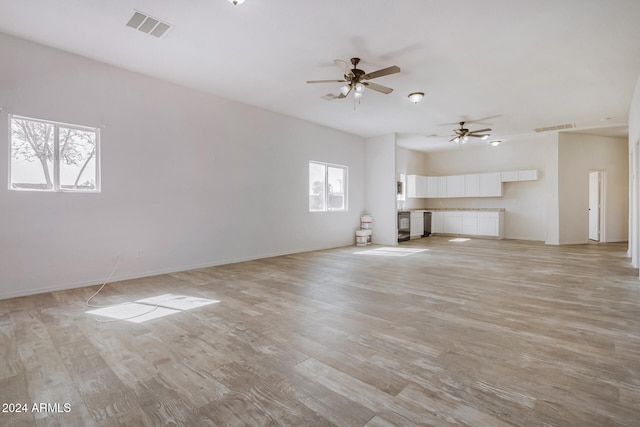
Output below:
[477,212,499,236]
[406,175,418,198]
[446,175,465,198]
[432,212,444,233]
[437,176,447,198]
[443,212,463,234]
[416,176,428,197]
[410,212,424,237]
[479,172,503,197]
[464,174,480,197]
[426,176,439,198]
[501,171,518,182]
[462,212,478,235]
[517,169,538,181]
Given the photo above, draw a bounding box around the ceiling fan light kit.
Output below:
[307,57,400,101]
[408,92,424,103]
[228,0,245,5]
[449,121,492,144]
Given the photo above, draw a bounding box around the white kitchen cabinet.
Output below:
[477,211,503,237]
[406,175,428,198]
[432,211,445,233]
[443,211,463,234]
[501,169,538,182]
[426,176,439,198]
[462,212,478,235]
[410,211,424,238]
[479,172,502,197]
[518,169,538,181]
[437,176,447,198]
[501,171,519,182]
[464,174,480,197]
[431,210,504,239]
[446,175,465,198]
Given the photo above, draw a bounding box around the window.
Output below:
[9,115,100,192]
[309,161,347,212]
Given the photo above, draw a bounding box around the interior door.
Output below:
[588,171,601,241]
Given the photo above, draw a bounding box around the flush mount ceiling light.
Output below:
[229,0,245,4]
[408,92,424,103]
[489,140,501,146]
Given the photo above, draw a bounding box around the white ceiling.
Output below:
[1,0,639,152]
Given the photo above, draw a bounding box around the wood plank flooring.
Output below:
[1,237,640,426]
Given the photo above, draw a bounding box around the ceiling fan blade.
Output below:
[362,65,400,80]
[468,128,492,134]
[334,59,355,78]
[306,79,348,84]
[336,86,351,99]
[469,134,490,138]
[363,81,393,94]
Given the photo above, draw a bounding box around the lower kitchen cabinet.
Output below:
[410,211,424,238]
[430,210,503,239]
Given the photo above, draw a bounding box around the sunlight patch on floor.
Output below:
[86,294,219,323]
[355,247,428,257]
[449,238,471,242]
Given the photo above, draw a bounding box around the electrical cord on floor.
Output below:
[86,254,160,323]
[86,254,122,308]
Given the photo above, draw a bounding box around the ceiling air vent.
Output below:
[126,11,172,38]
[534,123,576,133]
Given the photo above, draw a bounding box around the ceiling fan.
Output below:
[450,121,492,143]
[306,58,400,100]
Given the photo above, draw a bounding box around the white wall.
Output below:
[545,135,560,244]
[420,136,549,241]
[365,134,397,245]
[558,133,628,244]
[0,33,366,299]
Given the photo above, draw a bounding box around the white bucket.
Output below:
[364,229,372,245]
[360,215,373,229]
[355,230,367,246]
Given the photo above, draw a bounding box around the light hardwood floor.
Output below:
[1,237,640,426]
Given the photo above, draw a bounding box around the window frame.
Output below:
[308,160,348,212]
[8,114,101,193]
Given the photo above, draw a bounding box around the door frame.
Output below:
[588,170,605,242]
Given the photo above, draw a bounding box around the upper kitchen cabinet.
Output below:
[426,176,439,198]
[406,175,428,198]
[478,172,502,197]
[446,175,465,198]
[501,169,539,182]
[464,174,480,197]
[407,170,535,199]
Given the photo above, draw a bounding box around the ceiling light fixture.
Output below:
[408,92,424,103]
[229,0,245,5]
[489,140,501,146]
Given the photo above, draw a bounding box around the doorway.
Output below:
[588,170,603,242]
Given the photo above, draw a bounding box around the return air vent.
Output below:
[126,11,172,38]
[534,123,576,133]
